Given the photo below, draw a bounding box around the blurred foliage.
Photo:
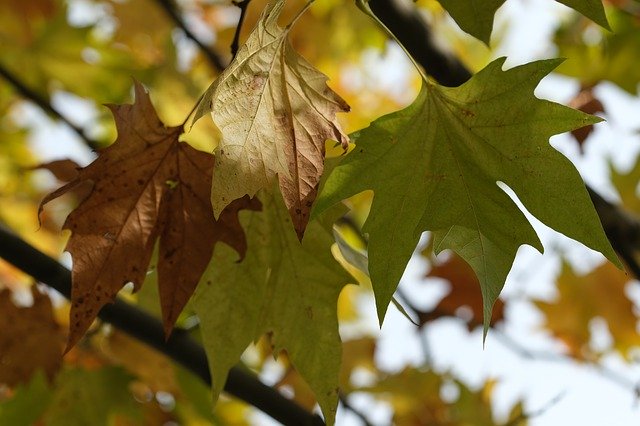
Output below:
[554,3,640,94]
[0,0,639,424]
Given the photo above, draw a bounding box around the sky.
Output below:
[18,0,640,425]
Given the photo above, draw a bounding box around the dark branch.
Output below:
[0,225,325,426]
[369,0,471,87]
[339,392,374,426]
[587,187,640,277]
[370,0,640,277]
[231,0,252,59]
[0,63,100,151]
[154,0,227,72]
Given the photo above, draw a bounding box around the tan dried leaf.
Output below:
[40,82,260,350]
[194,0,349,239]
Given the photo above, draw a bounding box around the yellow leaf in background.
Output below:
[611,157,640,215]
[100,331,178,394]
[361,368,505,426]
[535,261,640,359]
[340,337,377,392]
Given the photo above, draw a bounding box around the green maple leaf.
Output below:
[315,58,619,335]
[193,190,351,425]
[436,0,609,44]
[44,367,140,426]
[0,371,51,426]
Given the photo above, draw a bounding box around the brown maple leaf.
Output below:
[0,286,64,386]
[40,82,260,350]
[29,159,81,182]
[29,159,93,202]
[568,86,605,151]
[422,253,505,330]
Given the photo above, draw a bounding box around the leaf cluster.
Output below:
[2,0,640,424]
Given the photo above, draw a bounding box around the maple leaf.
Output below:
[437,0,609,44]
[193,0,350,240]
[193,190,352,426]
[316,58,619,335]
[361,368,500,426]
[0,287,63,387]
[40,81,260,350]
[536,262,640,359]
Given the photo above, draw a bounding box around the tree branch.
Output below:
[370,0,640,277]
[369,0,471,87]
[0,63,100,151]
[154,0,227,72]
[0,224,325,426]
[230,0,252,59]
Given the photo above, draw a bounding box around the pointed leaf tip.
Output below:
[436,1,609,44]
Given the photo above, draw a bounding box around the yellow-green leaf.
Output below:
[193,190,351,425]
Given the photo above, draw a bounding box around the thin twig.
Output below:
[398,285,640,396]
[0,63,100,151]
[493,330,640,392]
[154,0,227,72]
[230,0,252,59]
[502,392,565,426]
[339,392,375,426]
[0,224,325,426]
[181,91,205,128]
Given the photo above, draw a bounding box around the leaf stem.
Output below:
[355,0,430,83]
[288,0,315,29]
[230,0,252,59]
[181,91,205,128]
